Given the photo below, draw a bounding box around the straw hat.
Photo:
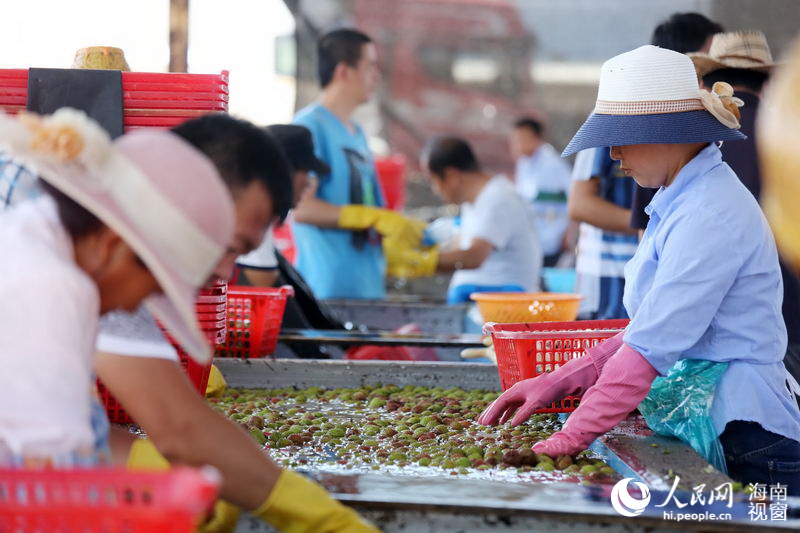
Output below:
[689,31,776,78]
[72,47,130,71]
[758,38,800,268]
[0,108,234,363]
[563,45,747,157]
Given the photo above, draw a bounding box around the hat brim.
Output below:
[305,155,331,177]
[0,117,213,364]
[562,110,747,157]
[690,54,775,78]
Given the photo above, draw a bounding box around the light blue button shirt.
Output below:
[623,143,800,442]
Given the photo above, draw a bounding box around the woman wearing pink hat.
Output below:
[0,109,380,531]
[0,108,235,466]
[480,45,800,494]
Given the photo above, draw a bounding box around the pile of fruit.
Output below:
[210,384,619,484]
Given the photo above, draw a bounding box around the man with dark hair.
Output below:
[292,28,425,299]
[394,136,541,304]
[237,124,329,288]
[510,116,572,267]
[650,12,724,54]
[95,115,377,531]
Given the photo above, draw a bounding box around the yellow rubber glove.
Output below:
[205,365,227,398]
[384,237,439,278]
[200,501,241,533]
[127,438,170,470]
[338,205,426,249]
[126,439,240,533]
[255,469,380,533]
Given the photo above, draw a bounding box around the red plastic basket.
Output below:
[0,467,218,532]
[99,281,227,424]
[216,286,294,358]
[485,319,630,412]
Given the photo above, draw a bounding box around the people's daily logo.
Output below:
[611,477,651,517]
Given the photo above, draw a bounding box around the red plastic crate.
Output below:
[99,281,227,424]
[0,69,229,131]
[485,319,630,412]
[216,286,294,358]
[0,467,218,532]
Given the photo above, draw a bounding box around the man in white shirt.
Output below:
[399,137,542,303]
[510,118,572,267]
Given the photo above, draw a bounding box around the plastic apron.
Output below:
[638,359,800,473]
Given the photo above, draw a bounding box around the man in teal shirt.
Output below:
[293,29,423,299]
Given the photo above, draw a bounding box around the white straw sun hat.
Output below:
[0,108,235,364]
[563,45,747,157]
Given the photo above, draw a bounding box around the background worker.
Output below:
[236,124,328,288]
[510,117,572,267]
[691,30,800,384]
[390,137,542,305]
[95,115,377,531]
[292,28,425,300]
[568,146,638,319]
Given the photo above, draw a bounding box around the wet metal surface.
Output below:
[595,416,734,492]
[221,360,800,531]
[215,359,501,391]
[325,300,467,335]
[278,328,484,348]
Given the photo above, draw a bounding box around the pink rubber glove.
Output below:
[478,331,626,427]
[532,343,659,457]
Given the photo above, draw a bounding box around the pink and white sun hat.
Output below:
[0,108,234,364]
[563,45,747,157]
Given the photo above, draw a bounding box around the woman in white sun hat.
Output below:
[0,108,234,466]
[481,45,800,493]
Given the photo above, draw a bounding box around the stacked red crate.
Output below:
[0,69,228,131]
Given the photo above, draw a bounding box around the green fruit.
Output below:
[536,454,554,464]
[249,429,266,445]
[536,462,555,472]
[328,427,346,438]
[455,457,472,468]
[464,446,483,457]
[580,465,599,475]
[368,398,387,408]
[363,425,381,437]
[417,458,431,466]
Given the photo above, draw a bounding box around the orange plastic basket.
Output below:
[99,280,227,424]
[470,292,582,323]
[216,286,294,358]
[0,467,218,532]
[485,319,629,412]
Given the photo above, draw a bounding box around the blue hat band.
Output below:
[562,110,747,157]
